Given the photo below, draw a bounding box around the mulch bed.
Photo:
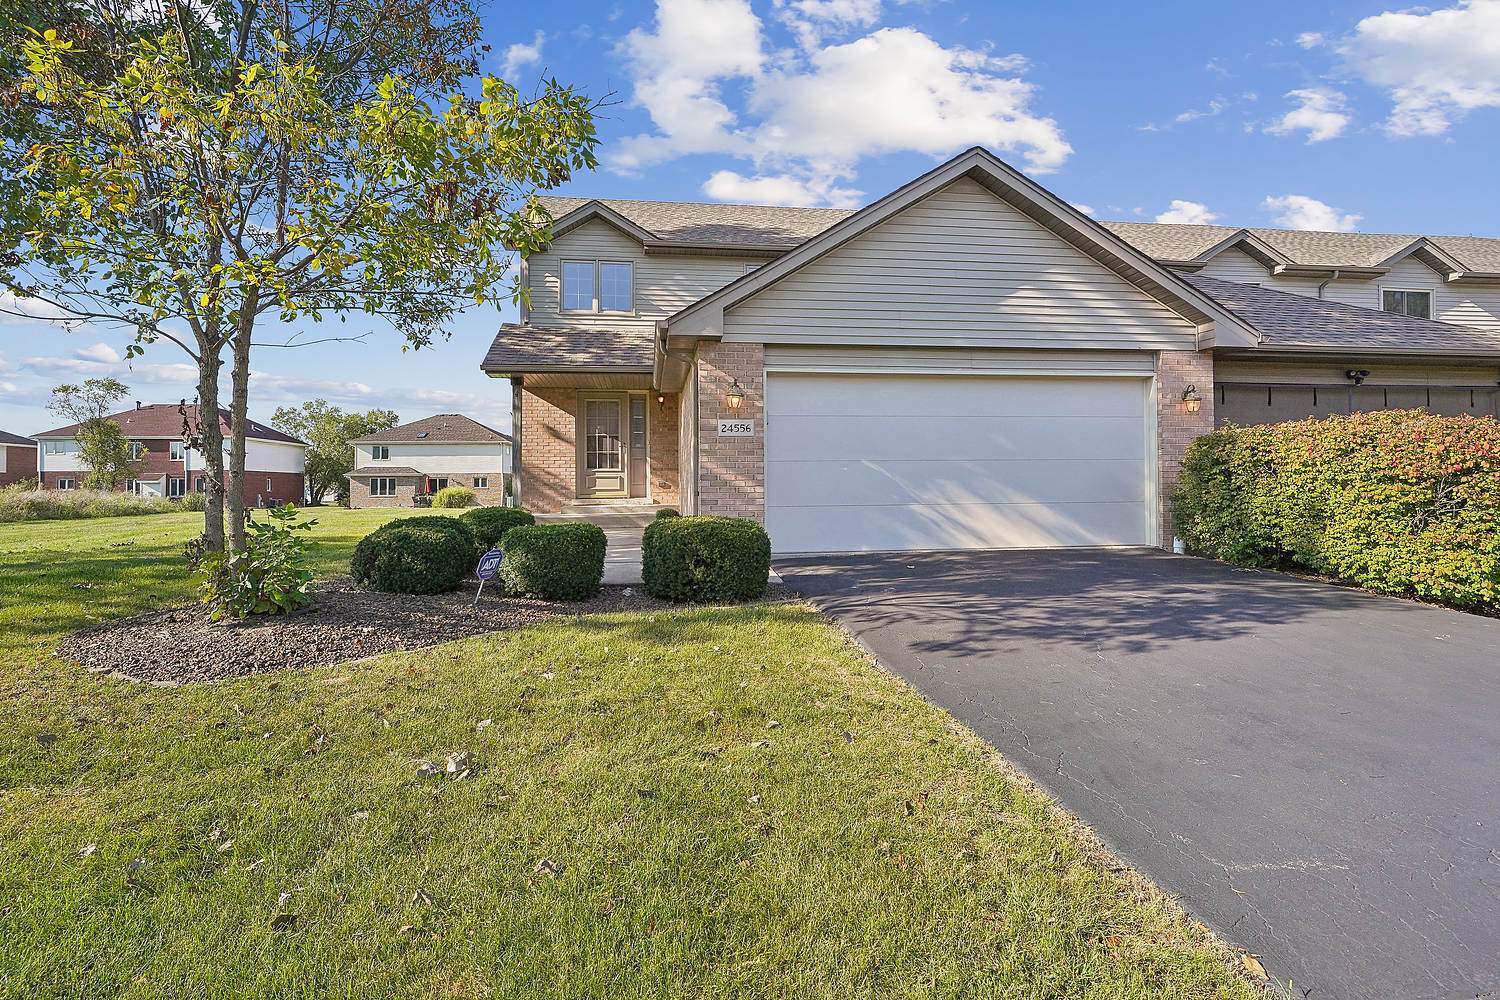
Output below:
[59,577,795,686]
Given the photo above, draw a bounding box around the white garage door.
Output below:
[765,372,1154,553]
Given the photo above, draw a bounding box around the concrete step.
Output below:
[537,510,658,528]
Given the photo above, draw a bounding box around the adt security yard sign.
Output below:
[474,548,503,605]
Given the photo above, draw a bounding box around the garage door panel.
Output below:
[769,414,1149,462]
[766,457,1147,507]
[768,501,1149,554]
[772,374,1147,418]
[765,372,1152,553]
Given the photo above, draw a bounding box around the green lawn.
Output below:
[0,511,1259,999]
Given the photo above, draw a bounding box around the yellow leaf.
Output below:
[1238,952,1267,979]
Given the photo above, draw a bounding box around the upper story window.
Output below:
[561,260,633,314]
[1382,288,1432,319]
[371,445,390,460]
[169,441,186,462]
[128,441,144,461]
[43,440,79,455]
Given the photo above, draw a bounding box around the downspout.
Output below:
[1317,269,1341,299]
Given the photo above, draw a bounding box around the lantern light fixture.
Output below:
[1182,384,1202,414]
[724,379,745,409]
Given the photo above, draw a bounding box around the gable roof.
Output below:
[33,404,304,445]
[1182,274,1500,357]
[539,196,855,252]
[0,429,34,447]
[666,147,1261,352]
[350,413,510,445]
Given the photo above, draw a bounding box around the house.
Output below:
[32,403,306,505]
[481,147,1500,555]
[346,413,512,508]
[0,429,37,488]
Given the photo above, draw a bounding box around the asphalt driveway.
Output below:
[777,549,1500,1000]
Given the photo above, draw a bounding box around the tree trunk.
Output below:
[226,290,258,551]
[197,352,226,552]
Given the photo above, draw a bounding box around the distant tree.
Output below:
[271,400,399,505]
[47,377,143,489]
[4,0,602,554]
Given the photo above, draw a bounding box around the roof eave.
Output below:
[1271,263,1388,279]
[1246,341,1500,360]
[643,240,789,258]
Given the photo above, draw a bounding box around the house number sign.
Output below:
[718,419,755,436]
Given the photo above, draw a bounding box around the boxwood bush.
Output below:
[1172,408,1500,611]
[642,515,771,603]
[431,485,476,508]
[498,523,606,600]
[349,515,483,594]
[460,506,535,549]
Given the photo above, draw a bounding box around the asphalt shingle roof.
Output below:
[539,196,856,249]
[351,414,509,445]
[481,325,656,372]
[33,404,304,445]
[346,466,423,477]
[1184,274,1500,355]
[0,429,34,447]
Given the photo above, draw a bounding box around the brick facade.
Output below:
[1156,349,1216,547]
[42,467,304,507]
[647,392,681,506]
[694,342,765,521]
[1,443,37,488]
[349,472,511,508]
[518,387,579,514]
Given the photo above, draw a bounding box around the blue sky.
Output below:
[4,0,1498,437]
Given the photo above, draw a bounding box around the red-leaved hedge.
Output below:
[1172,408,1500,611]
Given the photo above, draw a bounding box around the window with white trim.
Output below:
[472,476,488,489]
[1382,288,1432,319]
[265,478,272,491]
[56,478,75,490]
[128,441,144,461]
[43,440,80,455]
[561,260,633,313]
[195,476,207,492]
[371,445,390,460]
[370,477,397,497]
[169,441,186,462]
[168,477,186,497]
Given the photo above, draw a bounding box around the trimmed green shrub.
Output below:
[654,507,680,519]
[460,506,535,548]
[498,523,606,601]
[642,515,771,603]
[195,504,316,619]
[1172,409,1500,611]
[350,517,478,594]
[431,485,476,508]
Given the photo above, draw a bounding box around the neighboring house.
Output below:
[0,429,38,488]
[482,147,1500,555]
[32,403,306,506]
[346,413,512,508]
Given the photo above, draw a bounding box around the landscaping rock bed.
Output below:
[58,577,686,685]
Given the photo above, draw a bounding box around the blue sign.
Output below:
[476,548,503,580]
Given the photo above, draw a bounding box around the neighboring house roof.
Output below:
[538,193,1500,276]
[481,325,656,374]
[346,465,423,477]
[32,404,305,445]
[666,147,1261,354]
[1183,274,1500,356]
[0,429,34,447]
[350,413,511,445]
[539,196,853,250]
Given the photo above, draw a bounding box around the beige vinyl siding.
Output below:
[1196,248,1269,284]
[527,219,765,329]
[1190,252,1500,331]
[723,178,1199,350]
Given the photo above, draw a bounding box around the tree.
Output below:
[4,0,601,553]
[271,399,398,504]
[46,377,143,489]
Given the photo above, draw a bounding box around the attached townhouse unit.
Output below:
[347,413,512,508]
[482,147,1500,555]
[0,429,38,488]
[32,403,307,506]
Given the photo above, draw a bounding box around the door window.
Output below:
[585,400,622,471]
[630,398,646,448]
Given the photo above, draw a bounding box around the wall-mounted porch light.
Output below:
[724,379,745,409]
[1182,384,1202,415]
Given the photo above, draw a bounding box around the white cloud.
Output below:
[1296,31,1325,49]
[1266,88,1353,142]
[613,0,1071,205]
[1155,200,1219,225]
[702,169,862,208]
[1205,57,1232,77]
[1070,202,1096,217]
[501,30,546,79]
[1262,194,1363,232]
[0,292,77,326]
[1175,96,1229,123]
[74,343,121,363]
[1338,0,1500,136]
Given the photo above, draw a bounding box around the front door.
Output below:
[580,395,627,497]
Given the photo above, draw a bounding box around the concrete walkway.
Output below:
[602,526,644,585]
